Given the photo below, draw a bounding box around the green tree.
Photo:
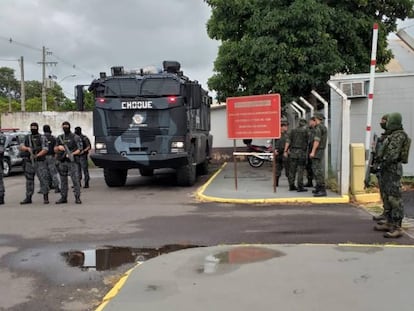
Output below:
[206,0,414,103]
[0,67,19,99]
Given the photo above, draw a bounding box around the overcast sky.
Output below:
[0,0,219,98]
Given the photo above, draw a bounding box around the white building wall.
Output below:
[330,72,414,176]
[210,105,268,148]
[1,111,94,144]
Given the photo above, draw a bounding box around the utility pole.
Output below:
[37,46,57,111]
[19,56,25,111]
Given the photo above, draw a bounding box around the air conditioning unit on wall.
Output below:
[340,81,368,98]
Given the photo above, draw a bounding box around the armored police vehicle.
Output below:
[88,61,213,187]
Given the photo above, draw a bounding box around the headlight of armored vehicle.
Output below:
[95,142,107,154]
[171,141,184,153]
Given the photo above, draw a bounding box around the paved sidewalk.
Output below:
[196,162,349,204]
[98,244,414,311]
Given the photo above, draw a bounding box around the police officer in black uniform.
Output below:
[20,122,50,204]
[0,131,6,204]
[43,125,61,193]
[54,121,82,204]
[74,126,91,188]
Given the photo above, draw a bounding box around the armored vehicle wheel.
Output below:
[139,168,154,177]
[197,159,209,175]
[3,158,11,177]
[176,147,196,186]
[103,168,127,187]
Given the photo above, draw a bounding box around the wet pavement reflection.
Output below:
[202,246,285,274]
[62,244,201,271]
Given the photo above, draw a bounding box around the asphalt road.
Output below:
[0,168,413,310]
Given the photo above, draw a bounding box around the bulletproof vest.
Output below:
[59,133,78,152]
[30,134,43,155]
[291,127,308,150]
[44,133,57,155]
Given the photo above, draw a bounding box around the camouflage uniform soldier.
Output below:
[374,112,409,238]
[305,118,316,187]
[309,113,328,197]
[284,118,309,192]
[54,121,82,204]
[74,127,91,188]
[20,122,50,204]
[273,120,289,186]
[372,115,390,222]
[43,125,61,193]
[0,132,6,204]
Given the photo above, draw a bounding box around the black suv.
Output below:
[2,130,28,176]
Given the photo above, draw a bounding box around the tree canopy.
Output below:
[0,66,94,112]
[205,0,414,103]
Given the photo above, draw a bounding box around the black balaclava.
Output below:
[74,127,82,136]
[30,122,39,135]
[62,121,71,135]
[43,124,51,134]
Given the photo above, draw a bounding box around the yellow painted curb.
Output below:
[95,263,142,311]
[195,162,349,204]
[353,192,381,203]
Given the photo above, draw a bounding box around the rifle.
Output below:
[58,135,74,162]
[364,133,379,188]
[28,135,35,166]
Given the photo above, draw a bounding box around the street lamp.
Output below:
[59,74,76,83]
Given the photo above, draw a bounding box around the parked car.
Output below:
[2,130,28,177]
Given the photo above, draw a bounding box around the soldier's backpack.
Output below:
[401,132,411,164]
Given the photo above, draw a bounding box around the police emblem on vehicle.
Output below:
[132,113,144,125]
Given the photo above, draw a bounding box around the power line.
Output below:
[51,53,95,78]
[0,35,42,52]
[0,35,96,79]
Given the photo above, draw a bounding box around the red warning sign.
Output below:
[226,94,281,139]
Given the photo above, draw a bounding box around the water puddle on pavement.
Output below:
[61,244,201,271]
[201,246,285,274]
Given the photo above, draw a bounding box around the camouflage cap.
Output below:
[299,118,307,126]
[313,112,325,120]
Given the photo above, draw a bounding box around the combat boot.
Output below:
[20,196,32,205]
[43,194,49,204]
[55,197,68,204]
[84,180,89,189]
[0,197,4,205]
[312,185,320,194]
[75,196,82,204]
[289,185,297,191]
[305,180,313,187]
[297,187,308,192]
[384,226,403,238]
[313,188,327,197]
[372,213,387,222]
[275,177,280,187]
[373,222,392,232]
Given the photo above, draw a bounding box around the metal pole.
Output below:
[328,81,350,196]
[41,46,47,111]
[289,104,301,117]
[19,56,25,111]
[311,90,329,126]
[291,101,305,118]
[299,96,314,118]
[233,139,238,190]
[364,23,378,160]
